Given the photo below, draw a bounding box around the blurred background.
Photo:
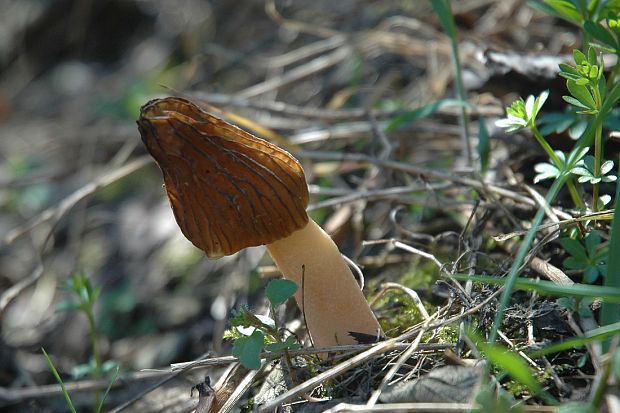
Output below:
[0,0,583,411]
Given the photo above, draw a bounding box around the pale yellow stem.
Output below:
[266,219,383,348]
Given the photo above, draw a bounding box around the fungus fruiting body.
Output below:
[138,97,383,347]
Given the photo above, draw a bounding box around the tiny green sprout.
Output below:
[571,156,617,184]
[495,91,549,132]
[57,273,101,314]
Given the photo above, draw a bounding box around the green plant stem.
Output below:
[85,307,102,407]
[592,82,603,212]
[531,124,584,209]
[85,309,102,379]
[270,308,299,384]
[592,125,602,211]
[566,177,585,209]
[531,124,562,165]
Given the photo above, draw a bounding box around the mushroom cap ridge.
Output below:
[138,97,309,258]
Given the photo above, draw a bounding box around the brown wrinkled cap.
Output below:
[137,97,309,258]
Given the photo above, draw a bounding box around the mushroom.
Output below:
[137,97,383,348]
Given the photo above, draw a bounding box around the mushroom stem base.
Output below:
[266,219,383,348]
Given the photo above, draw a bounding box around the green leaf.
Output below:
[102,360,120,375]
[533,0,582,25]
[573,49,587,65]
[71,363,96,379]
[560,238,589,261]
[529,321,620,358]
[563,95,593,111]
[533,162,560,183]
[528,90,549,121]
[563,256,586,270]
[583,266,600,283]
[601,159,614,175]
[584,231,601,257]
[589,65,599,79]
[557,297,576,311]
[386,99,466,131]
[587,46,597,66]
[559,63,582,80]
[567,80,596,109]
[584,21,618,48]
[265,279,298,307]
[232,330,264,370]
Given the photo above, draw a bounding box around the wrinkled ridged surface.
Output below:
[137,97,309,258]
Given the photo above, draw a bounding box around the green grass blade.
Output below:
[452,274,620,303]
[468,329,557,405]
[529,321,620,358]
[478,341,544,396]
[600,165,620,333]
[386,99,467,131]
[41,347,78,413]
[96,365,120,413]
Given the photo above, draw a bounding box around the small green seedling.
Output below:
[561,230,608,283]
[227,279,301,370]
[46,273,120,412]
[57,273,107,380]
